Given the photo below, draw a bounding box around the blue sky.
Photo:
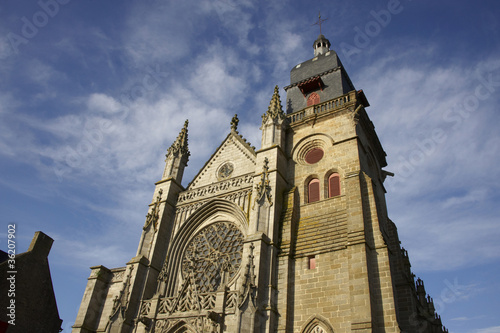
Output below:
[1,0,499,332]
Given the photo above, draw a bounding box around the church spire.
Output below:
[162,120,190,183]
[260,86,286,149]
[262,85,285,124]
[166,120,189,158]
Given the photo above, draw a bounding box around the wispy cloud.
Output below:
[451,316,486,322]
[470,326,500,333]
[1,1,500,330]
[355,43,500,272]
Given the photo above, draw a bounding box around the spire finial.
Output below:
[262,85,285,124]
[166,120,189,158]
[231,114,239,132]
[313,11,328,35]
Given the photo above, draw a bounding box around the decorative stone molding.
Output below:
[154,317,220,333]
[157,260,168,283]
[143,189,163,231]
[109,266,134,319]
[166,120,190,159]
[178,174,253,204]
[111,269,126,283]
[253,158,273,208]
[350,104,363,126]
[291,133,334,166]
[239,243,257,308]
[301,315,335,333]
[262,85,286,125]
[181,222,243,293]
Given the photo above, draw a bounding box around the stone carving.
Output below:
[143,189,163,231]
[254,158,273,208]
[225,290,238,311]
[262,85,286,124]
[182,222,243,293]
[155,320,173,333]
[111,269,125,282]
[166,120,190,159]
[178,174,253,203]
[106,265,134,331]
[217,162,234,180]
[239,243,257,307]
[350,104,363,125]
[153,313,220,332]
[175,189,252,234]
[140,300,152,316]
[157,259,168,282]
[186,315,220,333]
[231,114,239,131]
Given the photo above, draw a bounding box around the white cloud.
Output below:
[353,44,500,272]
[442,188,489,209]
[51,233,133,270]
[189,50,248,108]
[87,93,121,113]
[451,315,486,322]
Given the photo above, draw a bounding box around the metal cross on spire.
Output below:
[312,11,328,35]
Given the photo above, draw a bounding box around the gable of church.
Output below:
[186,132,256,191]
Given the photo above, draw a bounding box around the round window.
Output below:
[182,222,243,292]
[305,148,324,164]
[217,162,234,180]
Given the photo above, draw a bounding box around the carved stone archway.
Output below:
[301,315,334,333]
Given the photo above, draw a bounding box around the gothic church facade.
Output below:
[73,34,447,333]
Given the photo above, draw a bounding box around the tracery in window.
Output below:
[182,222,243,293]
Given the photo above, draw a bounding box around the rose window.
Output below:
[182,222,243,292]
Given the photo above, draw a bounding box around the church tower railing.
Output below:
[287,90,357,124]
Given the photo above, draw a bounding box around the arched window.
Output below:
[308,178,320,203]
[301,316,334,333]
[307,92,320,106]
[328,173,341,197]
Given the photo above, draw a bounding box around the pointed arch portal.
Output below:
[301,315,335,333]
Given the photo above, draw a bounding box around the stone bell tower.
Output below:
[276,33,448,333]
[73,32,448,333]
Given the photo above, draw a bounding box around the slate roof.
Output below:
[289,50,341,85]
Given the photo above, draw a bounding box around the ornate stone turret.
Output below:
[162,120,190,184]
[261,85,286,149]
